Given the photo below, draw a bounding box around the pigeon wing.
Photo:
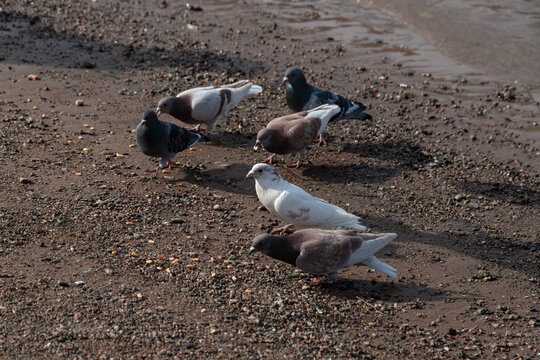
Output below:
[166,124,189,154]
[188,90,225,121]
[295,235,353,275]
[176,85,218,97]
[273,183,360,228]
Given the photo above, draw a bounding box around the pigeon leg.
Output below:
[270,224,294,235]
[286,160,303,168]
[287,149,305,168]
[307,273,337,286]
[307,278,324,286]
[262,154,276,164]
[186,124,203,132]
[146,166,162,176]
[312,134,327,146]
[146,159,172,176]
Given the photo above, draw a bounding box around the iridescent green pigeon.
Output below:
[283,67,372,145]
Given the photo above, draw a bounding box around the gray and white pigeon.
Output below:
[156,80,262,132]
[136,110,209,175]
[246,163,367,234]
[249,229,398,285]
[254,104,340,168]
[283,67,372,145]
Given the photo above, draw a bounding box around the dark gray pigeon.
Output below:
[136,110,209,175]
[249,229,398,285]
[283,67,372,145]
[156,80,262,132]
[254,104,340,168]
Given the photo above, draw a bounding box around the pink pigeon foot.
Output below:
[286,160,302,168]
[146,160,173,176]
[270,224,295,235]
[307,278,325,286]
[312,137,327,146]
[262,154,276,164]
[186,124,204,132]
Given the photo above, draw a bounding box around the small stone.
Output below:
[75,99,84,106]
[74,280,85,286]
[171,218,184,224]
[213,204,222,211]
[58,281,70,287]
[19,177,33,184]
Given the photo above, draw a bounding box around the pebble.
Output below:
[74,280,85,286]
[213,204,222,211]
[75,99,84,106]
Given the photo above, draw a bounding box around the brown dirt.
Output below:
[0,1,538,359]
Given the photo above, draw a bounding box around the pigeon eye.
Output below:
[258,169,263,173]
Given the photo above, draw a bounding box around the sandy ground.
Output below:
[0,0,538,358]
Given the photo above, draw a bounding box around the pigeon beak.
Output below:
[140,119,146,125]
[253,140,261,151]
[282,77,289,85]
[248,247,256,255]
[156,107,162,115]
[246,170,254,178]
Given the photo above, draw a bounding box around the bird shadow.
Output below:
[173,162,254,196]
[0,9,266,77]
[339,140,433,169]
[207,131,258,150]
[316,278,453,303]
[298,163,402,184]
[458,180,539,209]
[362,215,538,278]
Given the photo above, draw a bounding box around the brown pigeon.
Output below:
[254,104,340,168]
[250,229,398,285]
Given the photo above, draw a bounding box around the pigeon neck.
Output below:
[144,121,165,142]
[169,97,192,120]
[265,236,300,266]
[286,83,310,112]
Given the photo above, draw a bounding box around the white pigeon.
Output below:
[246,163,367,234]
[156,80,263,132]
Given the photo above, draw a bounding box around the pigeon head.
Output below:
[156,96,177,116]
[246,163,281,181]
[141,110,159,126]
[249,233,299,266]
[255,128,282,153]
[283,67,307,89]
[249,233,275,254]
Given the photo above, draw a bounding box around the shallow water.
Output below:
[209,0,540,103]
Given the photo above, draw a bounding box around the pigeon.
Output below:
[246,163,367,234]
[136,110,209,175]
[282,67,371,145]
[156,80,263,132]
[254,104,340,168]
[249,229,398,285]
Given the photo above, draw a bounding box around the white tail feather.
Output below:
[248,84,263,96]
[362,256,398,278]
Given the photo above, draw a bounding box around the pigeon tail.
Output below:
[247,85,263,96]
[187,132,210,148]
[350,233,396,263]
[347,223,367,231]
[362,256,398,279]
[342,102,372,120]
